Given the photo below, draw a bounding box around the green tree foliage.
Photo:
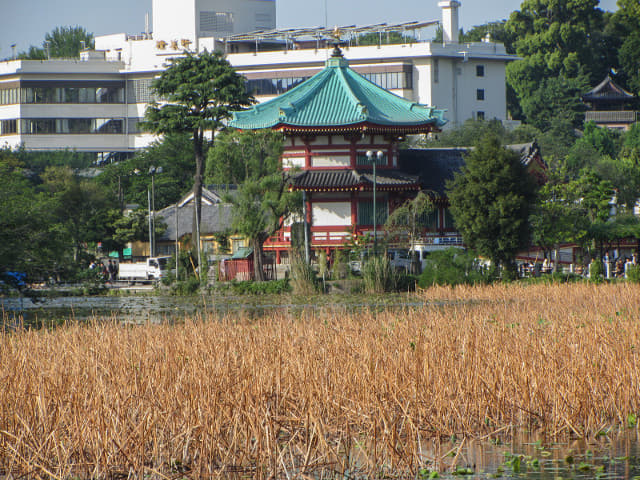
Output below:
[385,192,435,271]
[98,133,194,210]
[206,129,300,281]
[424,118,540,147]
[460,21,515,50]
[357,31,413,46]
[142,51,253,264]
[418,248,490,287]
[530,177,590,268]
[0,151,69,282]
[20,26,93,59]
[40,166,118,261]
[446,135,538,277]
[562,122,622,178]
[606,0,640,94]
[505,0,611,130]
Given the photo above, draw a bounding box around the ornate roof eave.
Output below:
[274,121,442,136]
[290,183,421,192]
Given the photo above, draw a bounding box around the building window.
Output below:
[418,210,438,230]
[444,208,455,229]
[0,119,17,136]
[356,152,387,166]
[245,70,413,96]
[200,11,234,34]
[361,71,413,90]
[0,88,19,105]
[357,198,388,226]
[245,76,310,96]
[433,59,439,83]
[476,89,485,101]
[21,86,124,104]
[20,118,124,134]
[476,65,485,77]
[476,111,485,120]
[128,79,156,103]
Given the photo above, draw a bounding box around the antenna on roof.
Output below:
[324,0,328,28]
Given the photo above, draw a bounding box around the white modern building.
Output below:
[0,0,517,158]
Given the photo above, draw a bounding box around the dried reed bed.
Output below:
[1,283,640,478]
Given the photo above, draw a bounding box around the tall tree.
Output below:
[505,0,612,129]
[0,150,69,282]
[20,26,93,59]
[446,135,538,278]
[206,129,300,281]
[607,0,640,94]
[40,166,117,262]
[98,133,195,210]
[142,51,253,265]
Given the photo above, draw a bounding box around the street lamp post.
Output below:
[366,150,384,254]
[148,166,163,257]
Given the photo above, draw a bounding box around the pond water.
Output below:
[426,429,640,479]
[0,292,431,326]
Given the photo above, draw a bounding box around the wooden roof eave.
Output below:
[273,121,441,136]
[290,183,421,192]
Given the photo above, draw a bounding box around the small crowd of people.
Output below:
[520,251,638,278]
[604,252,637,279]
[89,259,118,282]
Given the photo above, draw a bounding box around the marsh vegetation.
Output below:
[1,283,639,478]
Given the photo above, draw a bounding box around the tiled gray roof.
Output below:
[157,203,233,241]
[292,169,419,190]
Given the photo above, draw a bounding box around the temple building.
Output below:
[582,75,638,130]
[230,40,446,262]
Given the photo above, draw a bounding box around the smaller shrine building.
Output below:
[583,75,638,130]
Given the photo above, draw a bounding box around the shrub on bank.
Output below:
[627,264,640,283]
[215,279,291,295]
[362,255,399,293]
[418,248,490,288]
[589,258,604,283]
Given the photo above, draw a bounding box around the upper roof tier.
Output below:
[230,46,447,134]
[582,75,635,103]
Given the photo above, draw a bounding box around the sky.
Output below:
[0,0,619,59]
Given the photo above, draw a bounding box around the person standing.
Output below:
[108,260,117,282]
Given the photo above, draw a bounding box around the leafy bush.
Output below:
[418,248,490,288]
[589,258,604,283]
[216,279,291,295]
[332,249,350,280]
[290,255,318,295]
[362,255,399,293]
[170,276,202,295]
[627,264,640,284]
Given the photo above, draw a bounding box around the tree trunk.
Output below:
[253,237,265,282]
[193,130,204,269]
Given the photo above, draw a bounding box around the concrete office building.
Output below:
[0,0,517,158]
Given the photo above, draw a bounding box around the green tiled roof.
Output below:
[231,53,446,131]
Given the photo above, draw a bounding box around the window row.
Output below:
[355,152,388,166]
[0,86,124,105]
[0,118,153,136]
[8,118,125,135]
[361,71,412,90]
[356,204,453,229]
[245,71,413,96]
[246,76,310,96]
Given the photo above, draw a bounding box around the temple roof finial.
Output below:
[331,26,345,58]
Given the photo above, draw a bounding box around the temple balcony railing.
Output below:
[585,110,639,124]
